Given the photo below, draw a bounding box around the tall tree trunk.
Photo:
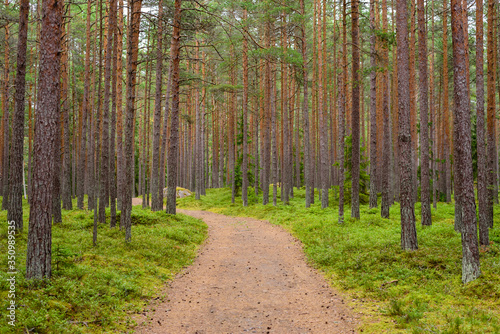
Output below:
[450,0,481,283]
[116,0,124,212]
[477,0,489,245]
[431,0,437,209]
[99,0,116,223]
[397,0,418,250]
[338,69,346,223]
[262,20,272,206]
[120,0,142,239]
[8,0,29,230]
[26,0,63,279]
[272,72,278,206]
[369,0,378,209]
[443,0,452,203]
[1,19,11,211]
[195,43,202,201]
[78,0,92,210]
[351,0,361,219]
[409,0,418,203]
[109,0,118,226]
[381,0,391,218]
[166,0,181,214]
[318,1,328,209]
[418,0,431,225]
[300,0,311,208]
[160,61,172,205]
[61,5,72,210]
[487,0,496,227]
[242,8,249,206]
[339,0,347,222]
[151,0,164,211]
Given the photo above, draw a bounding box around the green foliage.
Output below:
[375,30,396,48]
[0,199,207,333]
[178,188,500,333]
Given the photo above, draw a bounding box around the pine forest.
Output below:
[0,0,500,332]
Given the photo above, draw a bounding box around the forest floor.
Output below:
[132,198,359,334]
[0,198,207,333]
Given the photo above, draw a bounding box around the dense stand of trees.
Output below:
[1,0,499,284]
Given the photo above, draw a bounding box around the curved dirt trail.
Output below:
[134,204,358,334]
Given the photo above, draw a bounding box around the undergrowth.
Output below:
[178,187,500,334]
[0,198,207,333]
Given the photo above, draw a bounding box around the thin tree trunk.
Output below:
[116,0,124,212]
[418,0,431,225]
[8,0,29,229]
[369,0,378,209]
[318,1,328,209]
[195,43,202,201]
[381,0,391,218]
[99,0,116,223]
[151,0,164,210]
[351,0,361,219]
[272,72,278,207]
[78,0,92,210]
[160,61,172,205]
[300,0,311,208]
[263,20,272,206]
[443,0,452,203]
[1,19,11,211]
[61,5,72,210]
[409,0,418,203]
[477,0,489,245]
[242,8,249,206]
[338,69,346,223]
[487,0,496,228]
[166,0,181,215]
[109,0,118,227]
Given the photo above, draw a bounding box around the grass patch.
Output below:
[178,187,500,333]
[0,198,207,333]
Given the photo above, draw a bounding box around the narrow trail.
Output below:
[132,198,358,334]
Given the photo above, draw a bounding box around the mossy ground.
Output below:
[0,197,207,333]
[178,187,500,334]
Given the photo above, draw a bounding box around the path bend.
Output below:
[133,204,358,334]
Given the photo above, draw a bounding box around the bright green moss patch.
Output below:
[0,199,207,333]
[179,187,500,333]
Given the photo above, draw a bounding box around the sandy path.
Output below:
[133,200,358,334]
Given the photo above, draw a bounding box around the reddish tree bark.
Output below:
[486,0,496,227]
[477,0,489,245]
[242,8,249,206]
[166,0,181,214]
[351,0,361,219]
[381,0,391,218]
[26,0,63,279]
[120,0,142,239]
[8,0,29,229]
[368,0,378,209]
[300,0,312,208]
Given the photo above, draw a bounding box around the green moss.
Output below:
[178,187,500,333]
[0,198,207,333]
